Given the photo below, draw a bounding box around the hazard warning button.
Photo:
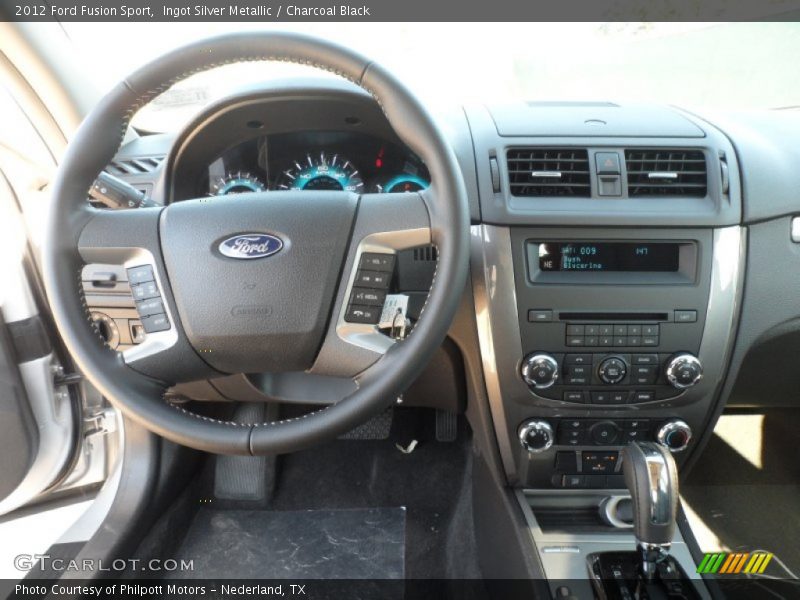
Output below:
[595,152,621,175]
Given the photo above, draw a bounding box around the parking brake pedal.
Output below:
[436,410,458,442]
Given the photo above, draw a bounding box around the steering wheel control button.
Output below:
[589,421,621,445]
[135,298,165,318]
[355,270,391,289]
[126,265,155,285]
[598,356,627,384]
[131,280,160,301]
[350,288,386,307]
[344,305,381,324]
[359,253,395,272]
[657,420,692,452]
[528,309,554,323]
[521,353,559,389]
[518,420,555,453]
[665,353,703,388]
[140,313,170,334]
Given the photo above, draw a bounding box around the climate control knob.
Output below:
[521,353,559,389]
[665,353,703,389]
[518,420,555,453]
[657,420,692,452]
[598,356,628,385]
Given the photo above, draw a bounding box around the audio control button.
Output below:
[565,354,592,365]
[563,391,586,403]
[631,365,658,385]
[665,354,703,389]
[632,354,659,365]
[521,353,559,389]
[598,357,627,384]
[631,390,655,403]
[608,391,629,404]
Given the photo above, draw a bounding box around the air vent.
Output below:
[412,246,438,262]
[507,148,590,197]
[105,156,164,177]
[625,149,707,197]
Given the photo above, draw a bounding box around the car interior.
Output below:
[1,22,799,600]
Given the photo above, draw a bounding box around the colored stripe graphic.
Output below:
[719,553,736,574]
[699,552,774,574]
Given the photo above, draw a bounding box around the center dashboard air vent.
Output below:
[507,148,590,197]
[625,149,707,197]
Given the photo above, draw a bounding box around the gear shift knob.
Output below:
[621,441,679,580]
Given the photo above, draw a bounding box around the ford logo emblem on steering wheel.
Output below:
[218,233,284,260]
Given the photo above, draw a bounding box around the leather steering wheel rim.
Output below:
[42,32,470,455]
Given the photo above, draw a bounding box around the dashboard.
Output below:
[93,80,800,496]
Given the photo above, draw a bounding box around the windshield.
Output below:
[60,22,800,132]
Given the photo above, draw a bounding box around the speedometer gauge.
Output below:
[212,172,266,195]
[379,174,429,193]
[277,152,364,193]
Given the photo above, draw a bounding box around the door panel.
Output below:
[0,313,39,503]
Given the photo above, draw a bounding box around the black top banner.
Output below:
[1,0,800,22]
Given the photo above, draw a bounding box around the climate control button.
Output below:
[598,356,628,384]
[589,421,621,445]
[519,420,555,453]
[657,420,692,452]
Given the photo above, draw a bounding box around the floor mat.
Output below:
[168,507,405,580]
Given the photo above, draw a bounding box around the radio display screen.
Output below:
[537,242,680,272]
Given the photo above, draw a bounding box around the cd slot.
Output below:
[559,312,669,322]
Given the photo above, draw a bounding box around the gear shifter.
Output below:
[588,442,699,600]
[621,441,679,581]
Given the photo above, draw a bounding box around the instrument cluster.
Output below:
[201,130,429,198]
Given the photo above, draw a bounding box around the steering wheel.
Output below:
[43,33,469,455]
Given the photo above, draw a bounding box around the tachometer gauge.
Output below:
[379,173,429,193]
[277,152,364,193]
[212,172,266,196]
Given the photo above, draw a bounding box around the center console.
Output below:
[466,101,745,597]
